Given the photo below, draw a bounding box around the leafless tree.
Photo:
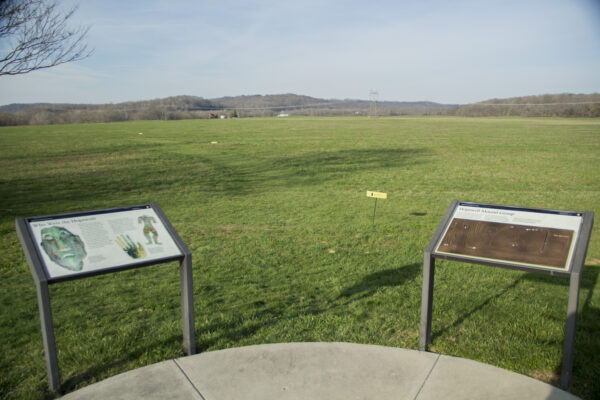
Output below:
[0,0,92,76]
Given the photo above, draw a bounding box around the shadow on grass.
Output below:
[0,147,429,218]
[167,147,429,197]
[195,305,293,353]
[429,265,599,397]
[339,263,421,301]
[431,275,524,342]
[195,264,421,352]
[521,265,600,396]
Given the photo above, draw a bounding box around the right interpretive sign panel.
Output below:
[422,200,594,390]
[434,202,583,273]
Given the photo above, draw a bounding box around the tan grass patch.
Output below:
[530,369,560,386]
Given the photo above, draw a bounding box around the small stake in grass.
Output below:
[366,191,387,225]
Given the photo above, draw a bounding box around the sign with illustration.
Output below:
[16,203,194,390]
[27,205,182,280]
[434,202,583,272]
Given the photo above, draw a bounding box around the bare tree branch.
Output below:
[0,0,92,76]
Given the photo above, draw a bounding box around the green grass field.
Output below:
[1,116,599,399]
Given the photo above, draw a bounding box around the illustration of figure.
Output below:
[138,215,161,245]
[40,226,87,271]
[116,234,146,259]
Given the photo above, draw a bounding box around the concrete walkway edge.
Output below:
[61,342,581,400]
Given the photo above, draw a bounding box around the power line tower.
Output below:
[369,90,379,118]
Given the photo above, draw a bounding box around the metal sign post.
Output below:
[419,200,593,390]
[16,203,195,391]
[367,191,387,225]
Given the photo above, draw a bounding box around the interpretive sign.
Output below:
[419,200,594,390]
[26,206,182,282]
[434,203,583,274]
[16,204,195,391]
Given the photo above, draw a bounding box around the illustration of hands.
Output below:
[115,234,146,259]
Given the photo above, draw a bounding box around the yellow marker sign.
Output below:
[367,191,387,199]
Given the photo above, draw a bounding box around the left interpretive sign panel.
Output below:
[26,205,183,281]
[16,204,195,391]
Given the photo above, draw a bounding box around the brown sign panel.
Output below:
[433,203,583,272]
[438,219,574,269]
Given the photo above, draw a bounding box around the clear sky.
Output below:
[1,0,599,105]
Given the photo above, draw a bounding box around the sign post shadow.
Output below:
[419,200,593,390]
[16,203,195,391]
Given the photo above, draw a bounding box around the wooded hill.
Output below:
[448,93,600,118]
[0,94,452,125]
[0,93,598,125]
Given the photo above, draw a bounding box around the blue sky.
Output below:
[1,0,599,105]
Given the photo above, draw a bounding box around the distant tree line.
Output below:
[446,93,600,118]
[0,93,598,126]
[0,94,452,125]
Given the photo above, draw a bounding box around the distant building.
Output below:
[277,113,289,117]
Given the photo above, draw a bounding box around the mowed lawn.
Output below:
[1,116,599,399]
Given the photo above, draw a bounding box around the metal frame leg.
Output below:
[36,281,60,391]
[560,271,581,390]
[180,254,196,355]
[419,253,435,351]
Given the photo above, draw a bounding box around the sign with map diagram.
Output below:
[434,202,583,273]
[26,205,183,281]
[421,200,593,391]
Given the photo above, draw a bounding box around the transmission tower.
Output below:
[369,90,379,118]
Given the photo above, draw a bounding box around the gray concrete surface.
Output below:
[61,342,581,400]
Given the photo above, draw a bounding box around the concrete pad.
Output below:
[60,343,581,400]
[415,354,580,400]
[175,342,439,400]
[61,359,202,400]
